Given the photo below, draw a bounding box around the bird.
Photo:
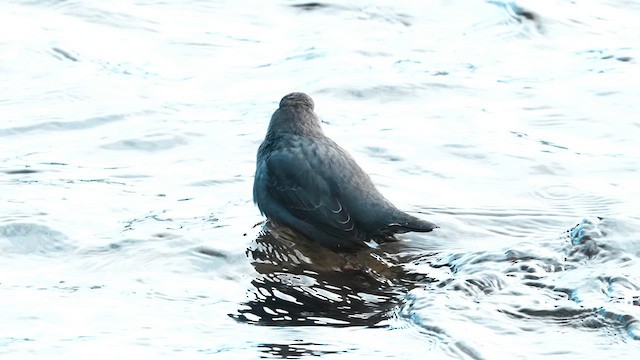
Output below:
[253,92,438,250]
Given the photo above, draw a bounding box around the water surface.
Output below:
[1,0,639,358]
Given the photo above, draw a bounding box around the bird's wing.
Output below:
[265,151,359,239]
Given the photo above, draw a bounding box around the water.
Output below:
[1,0,639,358]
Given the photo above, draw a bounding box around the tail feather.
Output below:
[385,213,438,234]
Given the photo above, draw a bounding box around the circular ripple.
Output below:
[430,205,571,240]
[529,184,621,217]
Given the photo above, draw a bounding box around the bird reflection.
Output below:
[233,222,429,327]
[257,342,340,358]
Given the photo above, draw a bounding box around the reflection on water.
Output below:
[235,222,425,327]
[258,342,344,358]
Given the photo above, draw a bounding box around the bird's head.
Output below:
[266,92,324,138]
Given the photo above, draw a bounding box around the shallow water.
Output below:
[1,0,639,358]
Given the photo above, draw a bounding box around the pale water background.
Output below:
[1,0,640,359]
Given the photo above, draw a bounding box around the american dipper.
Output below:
[253,92,438,250]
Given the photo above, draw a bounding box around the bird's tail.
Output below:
[390,213,438,234]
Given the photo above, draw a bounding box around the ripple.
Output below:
[509,131,571,152]
[437,271,508,296]
[529,184,620,216]
[44,1,160,32]
[189,178,245,186]
[564,217,640,263]
[101,135,187,152]
[320,85,419,101]
[397,216,640,347]
[289,3,412,26]
[318,83,459,102]
[258,342,342,358]
[430,206,573,240]
[364,146,403,162]
[290,2,331,11]
[51,47,79,62]
[233,223,413,327]
[0,113,129,137]
[398,289,486,359]
[3,169,41,174]
[0,223,74,255]
[531,184,581,201]
[445,147,488,161]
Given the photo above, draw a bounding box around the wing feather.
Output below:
[265,152,358,239]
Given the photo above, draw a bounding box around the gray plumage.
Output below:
[253,92,438,250]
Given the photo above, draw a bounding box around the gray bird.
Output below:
[253,92,438,250]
